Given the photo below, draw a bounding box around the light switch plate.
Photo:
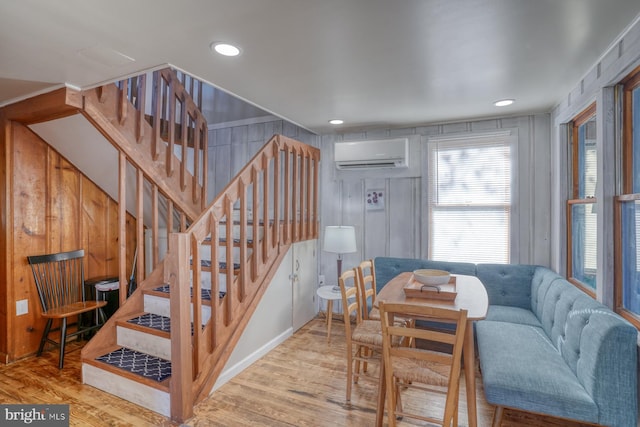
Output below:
[16,299,28,316]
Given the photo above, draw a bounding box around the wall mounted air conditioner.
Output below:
[334,138,409,170]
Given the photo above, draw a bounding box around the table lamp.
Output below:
[323,225,357,291]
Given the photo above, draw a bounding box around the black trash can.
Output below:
[84,276,120,319]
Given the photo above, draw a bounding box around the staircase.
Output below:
[80,214,252,416]
[74,69,320,423]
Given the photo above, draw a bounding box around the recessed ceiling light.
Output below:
[494,99,515,107]
[329,119,344,125]
[210,42,241,57]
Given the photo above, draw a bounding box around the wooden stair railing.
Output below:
[81,134,320,423]
[82,68,208,221]
[81,68,209,304]
[167,134,320,422]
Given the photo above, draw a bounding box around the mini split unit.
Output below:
[334,138,409,170]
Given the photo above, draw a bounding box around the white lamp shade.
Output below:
[323,226,357,254]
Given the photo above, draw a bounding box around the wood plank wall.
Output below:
[207,114,552,300]
[207,119,320,203]
[1,121,136,361]
[320,114,552,288]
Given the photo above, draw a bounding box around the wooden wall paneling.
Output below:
[12,123,49,358]
[341,179,364,272]
[82,178,109,278]
[318,135,341,286]
[125,208,137,282]
[231,126,249,176]
[531,114,552,267]
[388,178,420,259]
[231,132,249,180]
[5,123,137,360]
[513,117,531,264]
[212,144,231,199]
[107,195,120,276]
[362,178,387,260]
[420,134,430,259]
[263,121,283,141]
[325,116,552,269]
[50,155,81,253]
[248,140,264,168]
[247,123,265,144]
[0,117,10,358]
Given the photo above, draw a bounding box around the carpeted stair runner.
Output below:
[127,312,199,335]
[152,285,226,300]
[96,347,171,382]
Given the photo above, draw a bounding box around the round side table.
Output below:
[316,285,343,343]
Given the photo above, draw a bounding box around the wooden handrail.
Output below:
[165,134,320,422]
[78,68,320,424]
[85,69,206,303]
[117,68,208,210]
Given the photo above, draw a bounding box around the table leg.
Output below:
[463,321,477,427]
[326,299,333,343]
[375,360,385,426]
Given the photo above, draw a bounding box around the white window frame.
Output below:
[421,130,517,264]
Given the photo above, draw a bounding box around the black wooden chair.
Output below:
[27,249,107,368]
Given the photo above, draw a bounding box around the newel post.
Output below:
[167,232,194,422]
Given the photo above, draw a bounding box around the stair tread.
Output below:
[126,312,199,335]
[196,260,240,270]
[152,285,226,301]
[202,237,253,245]
[126,312,172,333]
[95,347,171,383]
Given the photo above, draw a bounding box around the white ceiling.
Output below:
[2,0,640,134]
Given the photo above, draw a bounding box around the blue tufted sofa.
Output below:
[374,257,638,427]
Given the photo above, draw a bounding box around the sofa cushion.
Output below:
[485,305,542,327]
[476,264,536,309]
[477,320,599,424]
[530,266,563,319]
[538,279,585,348]
[373,257,476,293]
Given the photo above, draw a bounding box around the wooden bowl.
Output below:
[412,269,451,286]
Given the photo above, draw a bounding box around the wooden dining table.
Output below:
[374,271,488,427]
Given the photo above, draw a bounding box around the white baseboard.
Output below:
[211,327,293,392]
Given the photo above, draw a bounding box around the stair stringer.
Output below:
[81,81,202,220]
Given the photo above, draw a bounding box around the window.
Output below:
[567,103,597,295]
[616,66,640,326]
[428,133,512,263]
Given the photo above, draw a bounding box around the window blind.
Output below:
[428,134,511,263]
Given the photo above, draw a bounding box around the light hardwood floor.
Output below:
[0,318,594,426]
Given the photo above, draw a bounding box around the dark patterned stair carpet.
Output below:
[218,237,254,245]
[127,312,171,332]
[152,285,226,300]
[127,313,197,335]
[96,347,171,382]
[196,260,240,270]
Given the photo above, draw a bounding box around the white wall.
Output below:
[206,112,553,299]
[318,115,552,286]
[207,118,320,203]
[550,15,640,307]
[213,247,294,390]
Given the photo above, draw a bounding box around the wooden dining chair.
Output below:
[378,301,468,427]
[339,268,388,402]
[356,259,378,320]
[27,249,108,369]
